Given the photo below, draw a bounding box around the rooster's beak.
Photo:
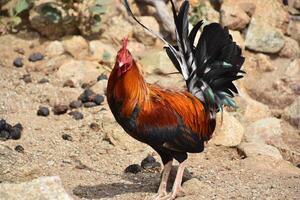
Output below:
[118,62,124,68]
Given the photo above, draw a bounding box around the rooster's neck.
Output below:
[107,61,149,117]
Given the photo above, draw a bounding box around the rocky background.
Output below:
[0,0,299,199]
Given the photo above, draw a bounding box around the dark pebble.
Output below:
[124,164,142,174]
[141,155,156,167]
[28,52,44,62]
[142,162,161,171]
[13,123,23,131]
[84,102,97,108]
[69,111,84,120]
[297,164,300,168]
[22,74,32,83]
[78,89,95,103]
[81,83,92,89]
[97,74,108,81]
[0,130,10,141]
[15,145,24,153]
[63,80,75,88]
[13,57,23,68]
[62,134,73,141]
[69,100,82,109]
[53,105,68,115]
[92,94,105,105]
[0,119,7,130]
[9,127,21,140]
[37,106,50,117]
[89,122,100,131]
[38,78,49,84]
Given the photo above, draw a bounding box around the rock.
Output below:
[288,20,300,45]
[78,89,95,103]
[9,127,21,140]
[245,18,285,54]
[89,122,100,131]
[69,100,82,109]
[90,80,108,96]
[68,111,84,120]
[139,50,174,75]
[0,130,10,141]
[124,164,142,174]
[168,166,192,189]
[238,2,256,16]
[0,120,22,140]
[62,36,89,59]
[53,105,68,115]
[97,74,108,81]
[244,118,284,147]
[14,145,25,153]
[229,30,245,49]
[285,59,300,77]
[127,41,146,56]
[279,37,300,59]
[288,0,300,14]
[38,78,49,84]
[89,40,116,62]
[57,60,104,86]
[62,134,73,141]
[63,80,76,88]
[21,74,32,83]
[14,47,25,55]
[92,94,105,105]
[255,54,275,72]
[29,1,77,39]
[133,16,159,46]
[101,16,134,42]
[220,5,250,30]
[13,57,23,68]
[37,106,50,117]
[284,97,300,127]
[45,41,65,58]
[83,102,97,108]
[28,52,44,62]
[238,142,283,159]
[141,156,161,172]
[211,111,244,147]
[191,1,220,24]
[0,176,73,200]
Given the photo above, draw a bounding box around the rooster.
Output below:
[107,0,245,199]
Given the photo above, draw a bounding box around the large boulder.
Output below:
[211,111,244,147]
[220,5,250,30]
[133,16,160,46]
[238,142,283,160]
[288,0,300,15]
[245,18,285,54]
[62,36,89,60]
[0,176,72,200]
[284,96,300,127]
[279,37,300,59]
[89,40,116,62]
[56,60,106,86]
[45,41,65,58]
[288,20,300,45]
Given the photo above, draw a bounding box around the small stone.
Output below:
[92,94,105,105]
[142,161,161,172]
[28,52,44,62]
[14,47,25,55]
[141,155,156,168]
[78,89,95,103]
[97,74,108,81]
[0,130,10,141]
[13,123,23,131]
[89,122,100,131]
[9,127,21,140]
[13,57,23,68]
[68,111,83,120]
[297,164,300,168]
[62,134,73,141]
[53,105,68,115]
[14,145,24,153]
[69,100,82,109]
[83,102,97,108]
[22,74,32,83]
[38,78,49,84]
[124,164,142,174]
[37,106,50,117]
[63,80,75,88]
[0,119,7,130]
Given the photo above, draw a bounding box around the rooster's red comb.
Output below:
[122,37,129,49]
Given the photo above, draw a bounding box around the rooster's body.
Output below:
[107,1,244,199]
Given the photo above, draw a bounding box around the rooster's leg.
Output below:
[153,160,173,200]
[169,160,186,199]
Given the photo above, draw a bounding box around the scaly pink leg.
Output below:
[169,160,186,199]
[152,160,173,200]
